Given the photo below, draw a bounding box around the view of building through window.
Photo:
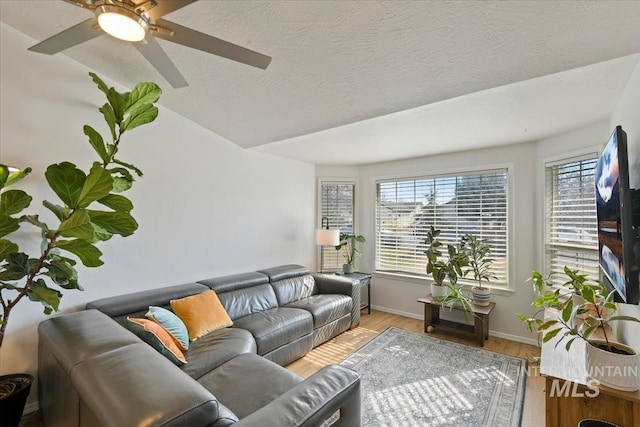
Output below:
[545,155,599,285]
[320,182,355,271]
[375,170,508,285]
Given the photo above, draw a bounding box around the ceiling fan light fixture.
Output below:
[96,5,148,42]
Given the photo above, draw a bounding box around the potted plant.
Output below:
[0,73,161,425]
[461,234,496,306]
[518,267,640,391]
[335,232,365,273]
[423,226,468,298]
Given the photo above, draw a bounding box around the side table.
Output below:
[334,272,371,314]
[417,294,495,347]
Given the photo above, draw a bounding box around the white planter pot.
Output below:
[585,340,639,392]
[471,286,491,306]
[430,283,450,298]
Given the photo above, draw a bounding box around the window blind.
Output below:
[320,182,355,271]
[375,170,508,285]
[545,156,599,285]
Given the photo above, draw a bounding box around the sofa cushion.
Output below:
[233,308,313,355]
[182,327,257,380]
[171,290,233,341]
[146,306,189,350]
[197,353,302,419]
[286,294,352,329]
[216,283,279,320]
[124,318,187,366]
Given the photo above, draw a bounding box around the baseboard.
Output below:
[370,304,422,320]
[24,400,39,415]
[489,331,539,347]
[371,305,540,347]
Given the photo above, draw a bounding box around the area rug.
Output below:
[340,326,527,427]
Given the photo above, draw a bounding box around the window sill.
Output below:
[372,271,516,296]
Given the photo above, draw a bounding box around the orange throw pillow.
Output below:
[126,317,187,365]
[170,290,233,341]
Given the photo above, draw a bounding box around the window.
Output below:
[375,169,508,286]
[319,181,355,271]
[545,155,599,285]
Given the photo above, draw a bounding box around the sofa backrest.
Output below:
[258,265,318,306]
[86,282,209,325]
[198,272,278,319]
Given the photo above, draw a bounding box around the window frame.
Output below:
[316,178,358,272]
[372,164,514,292]
[540,150,600,287]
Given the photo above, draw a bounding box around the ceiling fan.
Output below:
[28,0,272,88]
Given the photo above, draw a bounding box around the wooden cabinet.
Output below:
[541,333,640,426]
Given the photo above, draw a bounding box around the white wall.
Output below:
[318,120,615,344]
[610,61,640,350]
[0,23,315,404]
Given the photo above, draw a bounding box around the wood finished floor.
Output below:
[21,309,543,426]
[287,310,544,427]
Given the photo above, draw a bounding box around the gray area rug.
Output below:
[340,326,526,427]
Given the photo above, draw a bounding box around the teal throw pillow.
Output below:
[146,306,189,350]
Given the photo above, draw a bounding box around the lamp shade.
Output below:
[315,229,340,246]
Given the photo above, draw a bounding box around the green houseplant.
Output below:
[423,226,468,298]
[461,234,496,306]
[335,232,365,273]
[518,267,640,391]
[0,72,162,425]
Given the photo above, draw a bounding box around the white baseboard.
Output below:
[24,400,39,415]
[371,305,539,347]
[370,304,422,320]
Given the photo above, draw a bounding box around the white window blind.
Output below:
[375,170,508,286]
[319,181,355,271]
[545,156,599,285]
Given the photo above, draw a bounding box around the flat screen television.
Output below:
[595,125,640,304]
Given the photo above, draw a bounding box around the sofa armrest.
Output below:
[313,274,361,328]
[234,365,361,427]
[313,274,355,297]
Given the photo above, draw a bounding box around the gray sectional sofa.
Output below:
[38,265,362,427]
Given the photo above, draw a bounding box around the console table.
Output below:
[417,294,494,347]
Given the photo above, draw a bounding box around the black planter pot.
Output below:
[0,373,33,427]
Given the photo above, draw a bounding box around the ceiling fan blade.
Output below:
[28,18,103,54]
[134,36,189,88]
[144,0,199,20]
[154,19,272,70]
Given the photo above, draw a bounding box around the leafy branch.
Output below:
[0,73,161,348]
[517,267,640,352]
[335,233,366,265]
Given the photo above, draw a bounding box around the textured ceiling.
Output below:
[1,1,640,161]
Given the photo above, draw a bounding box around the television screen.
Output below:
[595,126,638,304]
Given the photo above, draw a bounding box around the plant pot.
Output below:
[431,283,451,298]
[0,373,34,427]
[471,286,491,306]
[585,340,639,392]
[342,264,355,274]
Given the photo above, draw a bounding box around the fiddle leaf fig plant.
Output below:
[0,72,161,349]
[423,226,468,286]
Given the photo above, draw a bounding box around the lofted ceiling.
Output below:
[1,1,639,164]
